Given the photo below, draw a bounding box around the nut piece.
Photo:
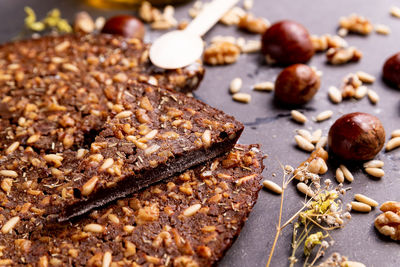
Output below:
[1,216,20,234]
[274,64,320,106]
[295,135,314,152]
[315,110,333,122]
[229,77,242,94]
[101,15,145,39]
[204,42,240,65]
[232,93,251,103]
[374,201,400,240]
[238,13,269,34]
[326,47,362,65]
[183,204,201,217]
[328,112,386,161]
[297,182,315,197]
[386,137,400,151]
[390,6,400,18]
[253,81,274,91]
[261,20,314,65]
[339,14,373,35]
[328,86,342,104]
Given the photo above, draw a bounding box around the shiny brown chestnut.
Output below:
[274,64,320,105]
[328,112,385,161]
[261,20,314,65]
[101,15,145,39]
[383,52,400,88]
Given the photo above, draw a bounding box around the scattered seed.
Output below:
[0,170,18,178]
[386,137,400,151]
[84,223,105,233]
[291,110,307,124]
[318,158,328,174]
[340,164,354,182]
[5,141,19,155]
[367,89,379,104]
[316,110,333,122]
[241,40,262,53]
[232,93,251,103]
[183,203,201,216]
[351,201,371,212]
[297,129,312,142]
[336,167,345,183]
[328,86,342,104]
[116,110,133,119]
[297,182,315,197]
[262,180,283,194]
[295,135,315,152]
[391,129,400,138]
[365,167,385,178]
[1,216,20,234]
[102,251,112,267]
[308,158,322,174]
[363,160,384,168]
[230,77,242,94]
[316,136,327,149]
[311,129,322,144]
[354,193,378,207]
[100,158,114,171]
[354,86,368,99]
[375,24,391,35]
[390,6,400,18]
[356,71,376,83]
[81,176,99,196]
[253,81,274,91]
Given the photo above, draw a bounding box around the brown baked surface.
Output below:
[0,34,243,220]
[0,144,264,266]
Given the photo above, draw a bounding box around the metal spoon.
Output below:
[149,0,239,69]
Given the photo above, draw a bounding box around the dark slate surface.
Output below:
[1,0,399,266]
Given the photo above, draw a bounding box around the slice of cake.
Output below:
[0,34,243,220]
[0,144,264,266]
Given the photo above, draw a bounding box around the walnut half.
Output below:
[374,201,400,241]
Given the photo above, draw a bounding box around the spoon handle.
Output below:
[184,0,240,37]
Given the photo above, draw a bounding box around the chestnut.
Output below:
[382,52,400,88]
[328,112,385,161]
[274,64,320,105]
[101,15,145,39]
[261,20,314,65]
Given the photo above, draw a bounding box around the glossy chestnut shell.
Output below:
[383,52,400,88]
[101,15,145,39]
[274,64,320,105]
[261,20,314,65]
[328,112,385,161]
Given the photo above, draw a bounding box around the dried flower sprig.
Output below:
[24,7,72,33]
[266,161,351,267]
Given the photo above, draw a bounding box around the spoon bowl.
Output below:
[149,31,204,70]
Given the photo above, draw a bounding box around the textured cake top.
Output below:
[0,144,263,267]
[0,34,243,220]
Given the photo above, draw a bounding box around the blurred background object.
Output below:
[87,0,191,9]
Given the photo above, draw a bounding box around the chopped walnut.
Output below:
[375,201,400,241]
[238,13,269,34]
[311,34,347,52]
[173,256,199,267]
[326,47,362,65]
[136,204,160,225]
[340,73,362,98]
[203,42,240,65]
[220,7,246,25]
[339,14,373,35]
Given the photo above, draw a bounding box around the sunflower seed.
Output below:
[354,193,378,207]
[386,137,400,151]
[351,201,371,212]
[356,71,375,83]
[340,164,354,182]
[297,182,315,197]
[291,110,307,124]
[336,167,345,183]
[367,89,379,104]
[363,160,384,168]
[316,110,333,122]
[230,77,242,94]
[262,180,283,194]
[232,93,251,103]
[365,167,385,178]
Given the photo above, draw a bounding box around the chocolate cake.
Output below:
[0,144,264,266]
[0,34,243,221]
